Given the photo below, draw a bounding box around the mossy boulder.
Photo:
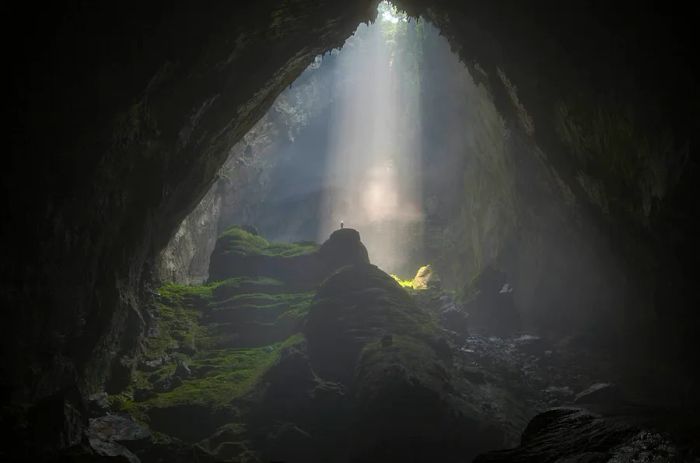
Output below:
[305,263,437,383]
[305,263,505,461]
[111,229,517,461]
[208,226,369,289]
[208,226,318,285]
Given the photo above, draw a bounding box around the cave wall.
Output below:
[156,55,339,284]
[4,0,698,450]
[396,0,699,400]
[417,28,629,340]
[4,0,377,410]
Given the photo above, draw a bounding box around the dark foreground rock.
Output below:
[474,407,691,462]
[86,414,151,463]
[304,263,508,462]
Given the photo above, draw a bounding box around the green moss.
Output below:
[146,334,304,410]
[357,334,443,388]
[311,265,440,345]
[138,287,205,370]
[391,274,414,289]
[218,226,317,258]
[157,281,218,306]
[212,277,286,299]
[211,291,313,313]
[116,230,320,432]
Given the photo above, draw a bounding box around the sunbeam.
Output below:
[319,1,423,274]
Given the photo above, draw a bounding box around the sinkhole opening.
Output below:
[85,2,699,461]
[160,1,507,289]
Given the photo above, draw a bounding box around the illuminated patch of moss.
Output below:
[391,274,414,289]
[218,226,317,258]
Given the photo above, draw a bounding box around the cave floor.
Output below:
[85,227,697,462]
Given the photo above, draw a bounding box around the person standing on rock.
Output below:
[340,220,344,229]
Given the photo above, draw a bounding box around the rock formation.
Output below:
[3,0,698,460]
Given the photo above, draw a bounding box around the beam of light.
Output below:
[319,1,423,274]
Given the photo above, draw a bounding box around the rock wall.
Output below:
[157,55,339,284]
[395,0,699,402]
[3,0,376,408]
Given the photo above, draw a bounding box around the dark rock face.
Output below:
[474,408,688,462]
[27,387,87,454]
[86,414,150,463]
[3,0,377,413]
[317,228,370,269]
[398,0,700,409]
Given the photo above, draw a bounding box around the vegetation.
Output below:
[391,273,415,289]
[147,334,305,410]
[218,226,317,257]
[111,230,317,428]
[111,217,466,462]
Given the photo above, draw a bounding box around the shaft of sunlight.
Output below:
[319,1,422,274]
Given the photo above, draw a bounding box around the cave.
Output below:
[3,1,699,462]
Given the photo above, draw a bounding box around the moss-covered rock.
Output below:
[112,228,518,461]
[305,263,507,461]
[109,233,325,456]
[208,226,317,284]
[306,263,437,383]
[208,225,370,290]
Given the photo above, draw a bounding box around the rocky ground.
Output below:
[53,227,699,462]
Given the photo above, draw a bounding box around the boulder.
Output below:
[305,263,421,383]
[411,264,435,289]
[86,414,151,463]
[305,263,507,461]
[88,414,150,444]
[473,407,683,462]
[207,226,370,290]
[317,228,370,271]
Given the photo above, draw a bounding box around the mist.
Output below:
[220,2,479,277]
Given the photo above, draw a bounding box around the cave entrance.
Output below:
[160,1,505,285]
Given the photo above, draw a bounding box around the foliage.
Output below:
[218,226,318,258]
[391,273,415,289]
[147,335,305,410]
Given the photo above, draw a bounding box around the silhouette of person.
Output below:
[340,220,344,229]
